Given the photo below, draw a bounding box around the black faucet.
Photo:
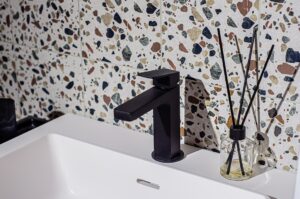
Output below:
[114,69,184,163]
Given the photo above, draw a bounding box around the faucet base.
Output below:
[152,150,184,163]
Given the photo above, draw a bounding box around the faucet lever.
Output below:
[138,69,179,90]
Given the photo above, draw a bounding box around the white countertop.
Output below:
[0,114,297,199]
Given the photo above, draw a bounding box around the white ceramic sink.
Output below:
[0,114,296,199]
[0,134,267,199]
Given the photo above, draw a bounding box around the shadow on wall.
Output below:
[184,76,220,153]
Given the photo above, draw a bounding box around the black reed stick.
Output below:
[226,141,236,175]
[265,63,299,135]
[254,29,261,133]
[234,35,258,129]
[226,137,246,176]
[241,45,275,126]
[217,28,236,127]
[226,139,235,164]
[236,141,245,175]
[237,27,257,125]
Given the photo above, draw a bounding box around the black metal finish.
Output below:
[0,99,17,136]
[229,126,246,141]
[114,69,184,163]
[217,28,236,127]
[0,116,48,144]
[17,116,48,135]
[237,27,257,125]
[138,69,180,90]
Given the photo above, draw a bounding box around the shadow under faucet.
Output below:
[114,69,184,163]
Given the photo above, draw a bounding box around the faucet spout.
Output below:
[114,87,166,122]
[114,69,184,163]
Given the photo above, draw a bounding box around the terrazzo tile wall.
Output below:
[0,0,299,172]
[172,0,300,172]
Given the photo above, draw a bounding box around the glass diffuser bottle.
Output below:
[217,26,274,181]
[220,126,255,181]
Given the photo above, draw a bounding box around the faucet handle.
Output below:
[138,69,179,89]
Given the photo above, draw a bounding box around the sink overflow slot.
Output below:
[136,178,160,190]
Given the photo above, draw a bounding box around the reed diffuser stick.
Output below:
[226,141,236,174]
[236,141,245,175]
[255,29,261,132]
[234,35,258,129]
[265,64,299,135]
[217,28,236,127]
[237,27,257,125]
[241,45,275,126]
[226,27,257,175]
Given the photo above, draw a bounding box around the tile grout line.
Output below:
[76,0,88,118]
[159,0,163,70]
[5,0,22,119]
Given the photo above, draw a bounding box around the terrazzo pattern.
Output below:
[80,0,161,69]
[11,0,80,56]
[82,59,153,132]
[14,45,50,118]
[40,51,85,116]
[0,42,19,117]
[0,0,11,42]
[184,77,220,152]
[5,43,85,119]
[0,0,299,172]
